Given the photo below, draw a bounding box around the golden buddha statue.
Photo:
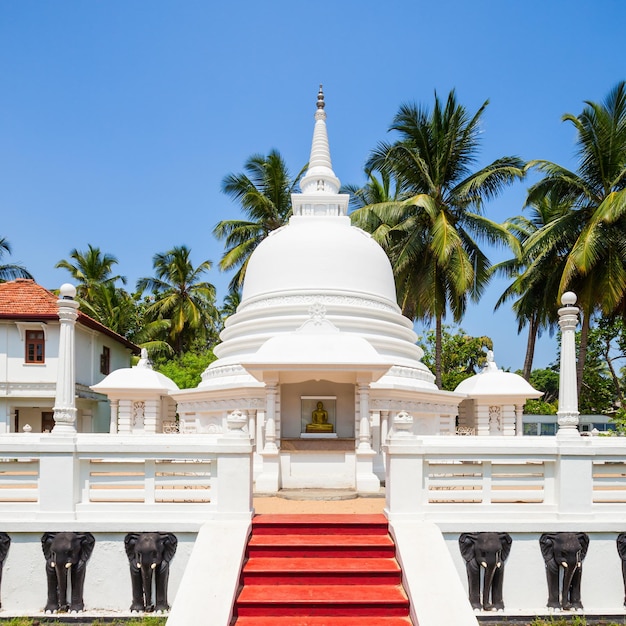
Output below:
[305,401,334,433]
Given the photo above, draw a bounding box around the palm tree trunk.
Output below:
[522,314,539,381]
[576,308,590,404]
[435,314,443,389]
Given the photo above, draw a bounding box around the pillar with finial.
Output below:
[557,292,580,437]
[52,284,79,434]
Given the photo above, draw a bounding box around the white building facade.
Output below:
[0,279,138,433]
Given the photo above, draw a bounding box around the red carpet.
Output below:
[232,514,412,625]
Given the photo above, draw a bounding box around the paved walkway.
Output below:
[253,489,386,514]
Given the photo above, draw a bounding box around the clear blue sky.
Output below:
[1,1,624,371]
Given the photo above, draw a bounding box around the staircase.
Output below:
[232,514,412,625]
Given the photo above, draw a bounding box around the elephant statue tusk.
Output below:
[50,561,55,568]
[496,562,502,569]
[65,562,72,569]
[480,561,487,568]
[136,563,141,569]
[151,562,157,570]
[561,561,568,568]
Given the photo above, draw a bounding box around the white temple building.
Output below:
[95,87,540,495]
[170,87,464,493]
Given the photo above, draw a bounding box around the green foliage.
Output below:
[137,245,220,355]
[351,90,523,387]
[528,368,559,404]
[418,325,493,391]
[154,349,217,389]
[215,150,307,291]
[524,398,557,415]
[577,319,624,414]
[0,237,32,282]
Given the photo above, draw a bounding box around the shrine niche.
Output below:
[301,396,336,437]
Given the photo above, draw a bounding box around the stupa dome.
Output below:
[92,349,179,393]
[454,351,542,399]
[204,87,436,391]
[241,216,397,305]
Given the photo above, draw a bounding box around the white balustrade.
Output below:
[384,434,626,525]
[0,433,253,524]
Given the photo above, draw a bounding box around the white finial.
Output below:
[561,291,577,306]
[137,348,153,369]
[317,84,325,109]
[299,85,341,196]
[59,283,76,300]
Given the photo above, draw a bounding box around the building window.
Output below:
[100,346,110,375]
[25,330,45,363]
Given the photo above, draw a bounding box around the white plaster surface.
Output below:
[445,532,626,616]
[391,520,479,626]
[166,519,251,626]
[0,532,195,612]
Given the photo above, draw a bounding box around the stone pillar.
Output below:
[144,399,159,433]
[118,399,132,433]
[257,381,280,493]
[357,383,372,451]
[515,403,524,436]
[380,410,390,445]
[355,382,378,492]
[263,383,278,452]
[247,409,256,445]
[52,284,79,435]
[557,292,580,438]
[109,399,119,434]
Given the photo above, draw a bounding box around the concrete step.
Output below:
[242,556,402,585]
[251,513,389,535]
[234,583,410,617]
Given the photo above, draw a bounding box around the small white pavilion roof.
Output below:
[241,317,392,380]
[454,351,542,399]
[91,349,179,393]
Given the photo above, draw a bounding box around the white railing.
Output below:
[0,432,253,524]
[384,434,626,525]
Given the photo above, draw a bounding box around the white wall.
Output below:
[445,532,625,614]
[1,532,195,612]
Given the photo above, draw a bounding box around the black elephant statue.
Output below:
[459,532,512,610]
[0,532,10,608]
[125,532,177,612]
[41,531,95,613]
[539,532,589,610]
[615,533,626,605]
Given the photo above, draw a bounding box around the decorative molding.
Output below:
[14,321,48,341]
[370,398,457,415]
[238,293,397,314]
[178,398,265,413]
[132,401,145,427]
[201,364,252,380]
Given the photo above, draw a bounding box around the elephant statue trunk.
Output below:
[41,532,95,613]
[125,532,177,613]
[481,548,503,611]
[459,532,512,611]
[616,533,626,606]
[0,533,11,609]
[540,532,589,610]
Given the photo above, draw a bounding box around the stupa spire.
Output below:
[299,85,341,196]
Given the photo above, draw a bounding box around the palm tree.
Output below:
[136,245,219,355]
[56,245,126,302]
[214,150,307,291]
[0,237,33,282]
[525,81,626,391]
[493,191,570,379]
[351,91,524,387]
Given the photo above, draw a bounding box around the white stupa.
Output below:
[172,87,465,492]
[454,350,542,436]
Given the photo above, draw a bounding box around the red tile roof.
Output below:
[0,279,139,352]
